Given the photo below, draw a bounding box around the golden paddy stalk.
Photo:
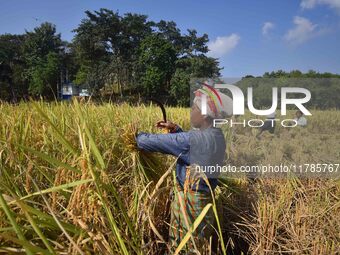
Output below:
[0,99,339,254]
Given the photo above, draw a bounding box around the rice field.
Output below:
[0,99,339,254]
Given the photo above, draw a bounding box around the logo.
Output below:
[197,83,312,128]
[200,84,311,116]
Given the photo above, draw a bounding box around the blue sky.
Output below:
[1,0,340,76]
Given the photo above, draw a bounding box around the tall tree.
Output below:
[0,34,26,102]
[73,9,154,95]
[23,22,62,98]
[137,34,176,97]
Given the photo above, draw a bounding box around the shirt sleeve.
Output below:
[171,125,183,133]
[135,131,190,161]
[296,117,307,126]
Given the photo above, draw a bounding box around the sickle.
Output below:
[149,98,167,123]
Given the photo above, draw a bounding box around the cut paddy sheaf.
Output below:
[0,99,339,254]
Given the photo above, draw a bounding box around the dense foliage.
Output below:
[0,9,339,107]
[0,9,220,105]
[236,72,340,109]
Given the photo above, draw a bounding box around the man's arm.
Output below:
[135,131,190,163]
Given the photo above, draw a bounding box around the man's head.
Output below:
[191,81,233,128]
[190,103,213,128]
[296,110,303,118]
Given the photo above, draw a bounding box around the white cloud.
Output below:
[207,34,240,58]
[301,0,340,11]
[301,0,318,8]
[284,16,320,45]
[262,22,275,35]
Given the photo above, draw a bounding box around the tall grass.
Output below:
[0,99,339,254]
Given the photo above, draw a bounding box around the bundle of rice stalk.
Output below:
[120,123,168,183]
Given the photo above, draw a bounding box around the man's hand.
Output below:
[155,120,177,133]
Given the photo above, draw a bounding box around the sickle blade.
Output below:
[150,98,167,123]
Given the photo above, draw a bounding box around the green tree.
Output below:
[0,34,26,102]
[28,52,61,98]
[72,9,154,95]
[137,35,176,97]
[169,69,191,105]
[23,22,62,98]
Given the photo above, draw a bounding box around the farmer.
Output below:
[135,83,233,254]
[294,110,307,127]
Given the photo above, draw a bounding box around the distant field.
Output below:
[0,100,339,254]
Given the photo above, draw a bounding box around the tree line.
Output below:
[236,71,340,109]
[0,8,220,105]
[0,8,339,107]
